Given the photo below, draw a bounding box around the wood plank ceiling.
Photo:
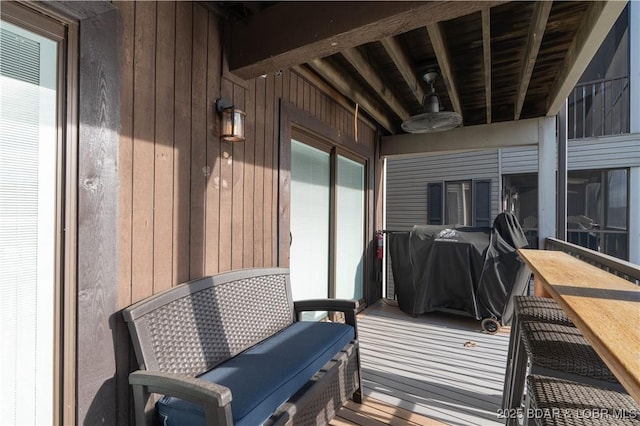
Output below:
[212,1,626,135]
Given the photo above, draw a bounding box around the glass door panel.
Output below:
[0,20,57,425]
[335,156,365,300]
[290,140,330,307]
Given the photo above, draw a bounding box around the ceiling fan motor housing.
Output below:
[400,70,462,133]
[424,92,440,113]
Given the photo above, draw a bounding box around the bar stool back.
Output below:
[506,321,623,426]
[503,296,574,411]
[525,374,639,426]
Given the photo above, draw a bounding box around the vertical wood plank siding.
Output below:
[130,1,156,303]
[75,6,121,424]
[153,1,176,294]
[115,2,378,424]
[172,1,193,285]
[189,5,209,278]
[116,3,135,425]
[205,15,222,274]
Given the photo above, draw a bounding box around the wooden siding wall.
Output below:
[114,2,378,424]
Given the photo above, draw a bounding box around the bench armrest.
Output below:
[294,298,358,312]
[129,370,233,426]
[294,299,359,330]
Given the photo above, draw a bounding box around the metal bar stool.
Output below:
[503,296,575,412]
[524,374,639,426]
[506,321,623,426]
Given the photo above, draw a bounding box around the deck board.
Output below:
[337,300,509,425]
[332,397,446,426]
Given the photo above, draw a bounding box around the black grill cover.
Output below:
[388,212,531,325]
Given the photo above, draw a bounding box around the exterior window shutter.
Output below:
[474,179,492,227]
[427,182,443,225]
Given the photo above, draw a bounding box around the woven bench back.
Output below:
[123,268,294,377]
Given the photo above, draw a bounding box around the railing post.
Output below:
[538,117,557,249]
[630,167,640,265]
[631,2,640,134]
[557,100,568,241]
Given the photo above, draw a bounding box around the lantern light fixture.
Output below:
[216,98,246,142]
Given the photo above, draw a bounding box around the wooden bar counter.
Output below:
[517,249,640,403]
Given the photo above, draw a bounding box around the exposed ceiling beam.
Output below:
[307,58,396,133]
[546,0,628,116]
[381,117,547,157]
[427,22,462,115]
[514,1,552,120]
[341,47,411,121]
[228,1,508,79]
[381,36,425,105]
[482,8,492,124]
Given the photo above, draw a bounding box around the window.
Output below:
[446,181,472,225]
[567,169,628,260]
[427,179,491,227]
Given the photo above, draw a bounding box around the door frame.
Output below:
[1,3,79,424]
[278,99,372,306]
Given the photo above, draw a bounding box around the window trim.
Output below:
[427,179,491,227]
[445,179,472,226]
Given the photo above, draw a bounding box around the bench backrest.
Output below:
[123,268,294,377]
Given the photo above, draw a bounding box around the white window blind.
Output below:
[290,140,330,312]
[0,21,57,425]
[335,156,364,300]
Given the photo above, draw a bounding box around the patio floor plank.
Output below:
[341,300,510,426]
[333,397,443,426]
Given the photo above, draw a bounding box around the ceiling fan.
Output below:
[401,70,463,133]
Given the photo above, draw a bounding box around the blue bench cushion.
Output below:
[157,321,355,426]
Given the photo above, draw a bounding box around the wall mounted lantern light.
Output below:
[216,98,246,142]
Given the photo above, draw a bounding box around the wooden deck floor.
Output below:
[334,300,510,426]
[332,396,447,425]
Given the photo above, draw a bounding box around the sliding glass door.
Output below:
[0,17,59,425]
[290,134,366,310]
[290,140,331,302]
[335,155,365,300]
